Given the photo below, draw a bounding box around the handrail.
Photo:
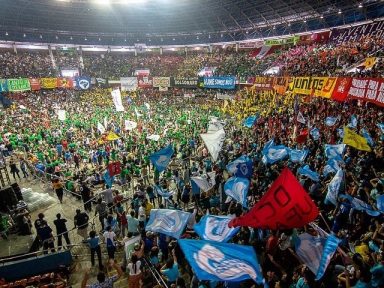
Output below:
[143,257,169,288]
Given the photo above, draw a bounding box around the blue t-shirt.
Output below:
[162,263,179,282]
[88,237,100,249]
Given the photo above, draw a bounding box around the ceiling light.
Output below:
[55,35,58,39]
[99,37,101,41]
[124,39,127,42]
[148,39,151,42]
[5,32,8,36]
[358,3,363,8]
[303,20,307,23]
[338,10,342,14]
[84,37,87,40]
[40,34,42,38]
[208,34,211,38]
[320,15,324,19]
[221,34,223,38]
[287,22,291,26]
[173,38,175,41]
[246,30,249,34]
[70,36,73,40]
[23,33,26,37]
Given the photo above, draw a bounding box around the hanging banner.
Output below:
[347,78,384,107]
[203,76,236,90]
[238,76,255,85]
[331,78,352,101]
[29,78,41,91]
[134,69,150,76]
[120,77,137,91]
[75,76,91,90]
[0,79,8,92]
[40,78,58,89]
[330,20,384,45]
[265,35,299,46]
[137,75,153,88]
[57,78,74,89]
[273,77,290,95]
[152,77,171,88]
[7,79,31,92]
[253,77,274,90]
[171,77,199,88]
[287,77,337,98]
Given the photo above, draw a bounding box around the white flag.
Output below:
[125,120,137,131]
[147,134,160,141]
[97,122,105,134]
[111,89,125,112]
[207,117,225,133]
[297,111,306,124]
[58,110,66,121]
[191,172,216,192]
[135,108,142,117]
[104,116,108,129]
[144,102,150,110]
[200,129,225,162]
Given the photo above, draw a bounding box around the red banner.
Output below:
[331,77,352,101]
[57,78,74,89]
[347,78,384,107]
[229,168,319,230]
[29,78,41,91]
[253,77,274,90]
[137,75,153,88]
[107,161,121,177]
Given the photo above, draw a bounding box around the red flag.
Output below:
[296,129,308,144]
[107,161,121,177]
[229,168,319,230]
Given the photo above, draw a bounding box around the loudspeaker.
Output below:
[0,186,18,213]
[11,183,23,201]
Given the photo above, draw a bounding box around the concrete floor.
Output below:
[0,174,134,288]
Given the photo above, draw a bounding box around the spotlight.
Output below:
[84,37,87,41]
[358,3,363,8]
[23,33,26,37]
[40,34,43,38]
[338,10,342,14]
[320,15,324,19]
[70,36,73,40]
[5,32,8,36]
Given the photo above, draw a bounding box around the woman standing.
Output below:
[127,254,142,288]
[52,177,64,203]
[9,158,21,180]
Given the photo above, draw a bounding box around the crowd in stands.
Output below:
[0,34,383,80]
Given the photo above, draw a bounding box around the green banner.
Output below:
[265,36,299,46]
[7,78,31,92]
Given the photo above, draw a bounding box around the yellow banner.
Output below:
[343,127,371,152]
[363,57,377,69]
[40,78,57,89]
[288,77,337,98]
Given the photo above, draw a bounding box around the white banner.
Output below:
[125,120,137,131]
[191,172,216,192]
[153,77,171,88]
[111,89,125,112]
[200,129,226,162]
[97,122,105,134]
[57,109,66,121]
[147,134,160,141]
[216,93,233,100]
[120,77,138,91]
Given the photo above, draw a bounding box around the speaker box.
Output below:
[0,186,18,213]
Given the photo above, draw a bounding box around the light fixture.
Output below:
[99,37,101,41]
[148,39,151,42]
[40,34,42,38]
[173,38,175,41]
[208,34,211,38]
[160,38,163,42]
[70,36,73,40]
[338,10,342,14]
[320,15,324,19]
[220,33,223,38]
[273,26,276,29]
[196,36,199,39]
[5,32,8,36]
[124,38,127,42]
[55,35,58,39]
[23,33,26,37]
[303,20,307,23]
[84,37,87,40]
[288,22,291,27]
[246,30,249,34]
[358,3,363,8]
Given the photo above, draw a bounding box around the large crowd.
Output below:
[0,31,383,288]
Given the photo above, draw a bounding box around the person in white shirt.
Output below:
[103,226,116,259]
[138,202,146,230]
[127,254,142,288]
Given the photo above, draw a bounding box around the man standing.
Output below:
[127,210,140,236]
[74,209,89,243]
[95,198,108,232]
[53,213,71,249]
[80,181,92,212]
[36,220,55,254]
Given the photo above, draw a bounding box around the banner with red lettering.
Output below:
[229,168,319,230]
[29,78,41,91]
[331,77,352,101]
[347,78,384,107]
[57,78,74,89]
[137,75,153,88]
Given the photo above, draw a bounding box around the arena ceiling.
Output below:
[0,0,383,46]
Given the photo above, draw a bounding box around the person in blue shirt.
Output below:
[161,249,179,286]
[87,230,103,270]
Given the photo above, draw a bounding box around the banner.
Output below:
[134,69,150,76]
[124,120,137,131]
[265,35,299,46]
[40,78,58,89]
[273,77,290,95]
[120,77,137,91]
[111,89,125,112]
[343,127,372,152]
[145,209,190,239]
[229,168,319,229]
[172,77,198,88]
[0,79,8,92]
[137,75,153,88]
[152,77,171,88]
[331,77,352,101]
[288,77,337,98]
[149,144,174,172]
[178,239,265,284]
[226,155,253,178]
[203,76,236,90]
[29,78,41,91]
[347,78,384,107]
[193,215,240,242]
[57,78,73,89]
[57,110,66,121]
[224,177,250,208]
[330,20,384,45]
[238,76,255,85]
[200,129,226,161]
[7,79,31,92]
[191,172,216,193]
[75,76,91,90]
[253,77,274,90]
[325,169,343,205]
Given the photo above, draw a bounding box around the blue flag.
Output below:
[262,139,274,154]
[339,194,381,217]
[243,115,257,128]
[337,128,344,138]
[224,177,250,208]
[194,215,240,242]
[325,169,343,205]
[325,116,338,127]
[324,144,345,161]
[348,115,358,128]
[262,145,289,164]
[154,185,174,199]
[315,234,341,280]
[145,209,190,239]
[377,123,384,134]
[149,144,174,173]
[323,159,341,177]
[226,155,253,178]
[377,195,384,213]
[103,170,114,188]
[178,239,265,284]
[289,149,309,163]
[361,128,374,147]
[298,165,320,182]
[310,128,320,141]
